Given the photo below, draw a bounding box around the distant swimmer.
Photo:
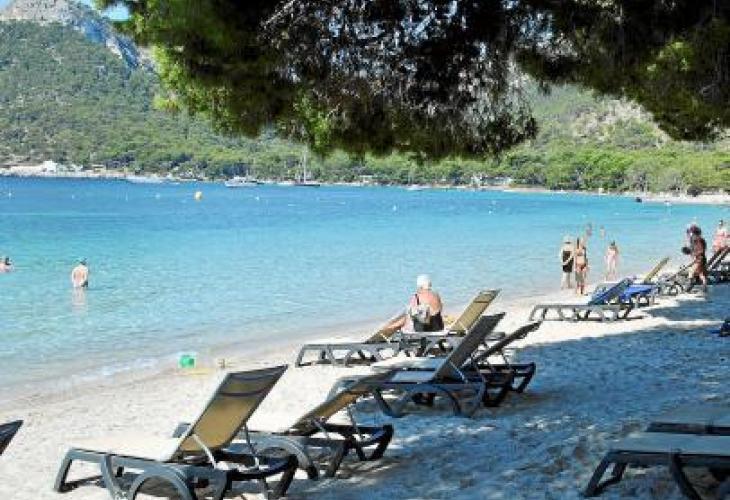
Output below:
[0,256,12,273]
[71,259,89,288]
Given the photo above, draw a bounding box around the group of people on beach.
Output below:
[557,219,727,296]
[559,225,619,295]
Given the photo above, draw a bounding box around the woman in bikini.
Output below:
[574,238,589,295]
[604,241,619,280]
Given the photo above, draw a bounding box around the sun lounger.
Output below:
[529,279,633,322]
[674,248,729,293]
[330,313,507,417]
[0,420,22,455]
[242,373,394,479]
[472,321,542,396]
[54,366,297,500]
[584,432,730,499]
[705,248,730,285]
[295,313,406,367]
[593,258,670,308]
[397,289,500,355]
[371,319,541,405]
[646,405,730,436]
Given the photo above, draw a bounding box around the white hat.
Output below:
[416,274,432,290]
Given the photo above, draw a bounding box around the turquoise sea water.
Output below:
[0,177,727,397]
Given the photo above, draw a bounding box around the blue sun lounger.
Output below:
[529,279,633,321]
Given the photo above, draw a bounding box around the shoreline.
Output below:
[2,172,728,207]
[0,258,658,411]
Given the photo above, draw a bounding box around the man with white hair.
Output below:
[407,274,444,331]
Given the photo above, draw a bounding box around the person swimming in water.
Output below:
[71,259,89,288]
[0,256,12,273]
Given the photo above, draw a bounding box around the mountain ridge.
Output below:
[0,0,146,68]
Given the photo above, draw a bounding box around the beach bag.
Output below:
[408,294,431,332]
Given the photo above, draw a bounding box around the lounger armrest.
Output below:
[172,422,191,438]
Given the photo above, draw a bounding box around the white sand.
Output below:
[0,285,728,499]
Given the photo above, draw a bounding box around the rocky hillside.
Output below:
[0,0,145,68]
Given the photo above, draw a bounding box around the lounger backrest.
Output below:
[587,278,631,305]
[709,248,730,271]
[448,289,500,335]
[434,313,505,380]
[642,257,670,284]
[288,372,392,434]
[0,420,22,455]
[473,322,541,364]
[177,365,287,454]
[366,313,407,343]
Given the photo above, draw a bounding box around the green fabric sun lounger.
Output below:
[242,373,394,480]
[330,313,507,417]
[295,313,406,367]
[54,366,297,500]
[397,289,500,355]
[529,279,633,321]
[0,420,22,455]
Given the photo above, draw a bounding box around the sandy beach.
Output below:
[0,279,727,500]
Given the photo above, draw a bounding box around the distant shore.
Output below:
[2,166,728,207]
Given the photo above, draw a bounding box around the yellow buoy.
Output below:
[194,190,203,201]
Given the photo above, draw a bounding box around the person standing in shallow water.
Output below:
[605,241,619,280]
[559,236,575,289]
[574,238,589,295]
[71,259,89,288]
[688,226,708,294]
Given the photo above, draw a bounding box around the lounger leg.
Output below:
[53,451,75,492]
[295,347,307,367]
[324,442,349,478]
[274,456,298,499]
[100,455,126,499]
[584,455,625,496]
[128,467,197,500]
[667,453,702,500]
[513,363,536,393]
[369,425,394,461]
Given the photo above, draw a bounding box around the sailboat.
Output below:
[224,177,258,188]
[294,149,321,187]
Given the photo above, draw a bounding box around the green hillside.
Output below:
[0,20,728,192]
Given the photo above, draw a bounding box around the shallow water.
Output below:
[0,178,726,397]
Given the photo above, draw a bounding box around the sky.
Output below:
[0,0,128,20]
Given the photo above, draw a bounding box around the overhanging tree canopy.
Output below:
[99,0,730,159]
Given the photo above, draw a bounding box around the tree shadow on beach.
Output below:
[287,319,730,499]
